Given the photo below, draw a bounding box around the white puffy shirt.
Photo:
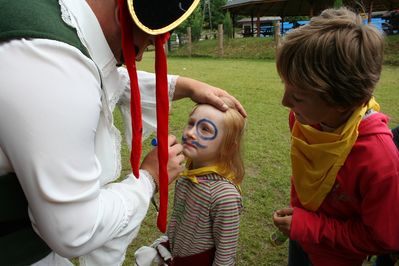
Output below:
[0,0,177,265]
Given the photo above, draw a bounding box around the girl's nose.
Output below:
[185,127,197,139]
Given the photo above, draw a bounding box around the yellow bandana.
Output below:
[180,159,241,192]
[291,97,379,211]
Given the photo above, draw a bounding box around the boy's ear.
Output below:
[114,1,120,27]
[336,106,348,112]
[336,105,356,114]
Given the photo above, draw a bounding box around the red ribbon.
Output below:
[155,34,170,233]
[118,0,170,232]
[118,0,142,179]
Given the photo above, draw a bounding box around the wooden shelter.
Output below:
[237,16,281,37]
[223,0,332,17]
[222,0,399,37]
[223,0,399,17]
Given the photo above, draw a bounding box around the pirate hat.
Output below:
[118,0,200,233]
[127,0,200,35]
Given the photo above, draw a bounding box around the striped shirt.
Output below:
[167,173,243,266]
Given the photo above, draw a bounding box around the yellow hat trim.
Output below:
[127,0,200,35]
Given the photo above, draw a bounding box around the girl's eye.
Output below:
[187,120,195,127]
[200,125,211,133]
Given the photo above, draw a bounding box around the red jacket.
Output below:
[289,112,399,266]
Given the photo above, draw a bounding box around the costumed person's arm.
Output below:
[116,68,247,146]
[117,70,247,142]
[211,183,242,266]
[173,76,247,118]
[289,136,399,256]
[0,39,157,264]
[117,68,178,146]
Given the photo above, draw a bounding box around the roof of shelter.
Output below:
[222,0,399,17]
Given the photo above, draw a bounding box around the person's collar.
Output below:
[60,0,117,74]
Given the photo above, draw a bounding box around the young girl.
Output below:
[272,7,399,266]
[135,97,246,266]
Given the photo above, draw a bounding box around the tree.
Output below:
[203,0,228,30]
[223,12,233,38]
[174,0,228,42]
[174,7,203,42]
[334,0,343,7]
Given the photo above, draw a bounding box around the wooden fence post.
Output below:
[164,42,169,56]
[218,24,224,57]
[274,20,281,47]
[187,27,192,57]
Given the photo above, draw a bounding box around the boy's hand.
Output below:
[273,208,293,236]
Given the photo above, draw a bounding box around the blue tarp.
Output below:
[259,18,389,37]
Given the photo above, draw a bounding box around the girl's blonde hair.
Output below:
[216,97,246,185]
[276,7,384,108]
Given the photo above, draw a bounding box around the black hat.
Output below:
[127,0,200,35]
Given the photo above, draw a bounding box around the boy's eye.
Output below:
[292,95,303,102]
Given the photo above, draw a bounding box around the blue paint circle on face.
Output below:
[196,118,218,140]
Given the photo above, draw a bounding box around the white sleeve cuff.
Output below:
[140,169,157,195]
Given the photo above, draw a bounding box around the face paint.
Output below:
[182,118,219,149]
[182,136,207,149]
[195,118,218,140]
[182,104,225,168]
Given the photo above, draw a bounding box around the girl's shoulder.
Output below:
[199,173,242,199]
[179,173,242,199]
[197,173,239,189]
[196,173,228,182]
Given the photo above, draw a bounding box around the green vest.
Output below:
[0,0,91,264]
[0,0,89,57]
[0,173,51,265]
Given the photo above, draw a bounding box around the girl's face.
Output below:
[182,104,225,168]
[281,82,347,129]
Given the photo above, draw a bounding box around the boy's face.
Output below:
[282,82,344,128]
[182,105,225,168]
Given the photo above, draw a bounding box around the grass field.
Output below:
[170,34,399,66]
[115,52,399,265]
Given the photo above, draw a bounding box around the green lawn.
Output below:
[116,53,399,265]
[170,34,399,66]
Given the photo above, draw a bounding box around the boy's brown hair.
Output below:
[276,7,384,109]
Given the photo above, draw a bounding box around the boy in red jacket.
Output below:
[273,7,399,266]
